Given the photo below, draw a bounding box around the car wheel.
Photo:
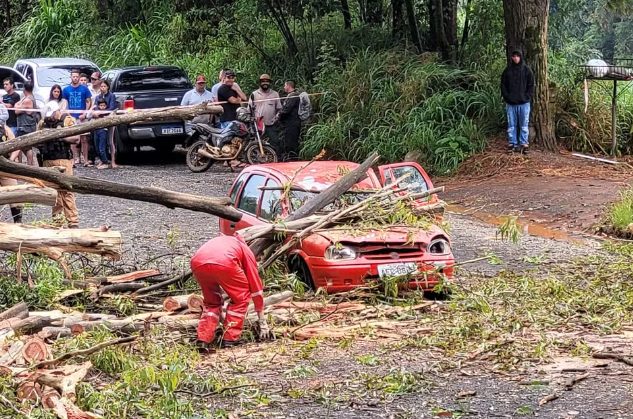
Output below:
[289,255,315,290]
[114,127,133,156]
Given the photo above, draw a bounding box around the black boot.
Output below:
[10,207,22,223]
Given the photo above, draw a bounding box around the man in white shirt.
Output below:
[181,74,214,131]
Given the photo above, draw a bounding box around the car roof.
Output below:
[15,58,99,67]
[104,65,184,73]
[250,161,379,192]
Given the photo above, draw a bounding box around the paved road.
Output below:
[2,151,602,274]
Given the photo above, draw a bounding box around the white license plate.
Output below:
[161,127,183,135]
[378,262,418,278]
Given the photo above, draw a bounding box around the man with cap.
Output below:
[250,74,282,152]
[182,74,215,132]
[501,49,534,154]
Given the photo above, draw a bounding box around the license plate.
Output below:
[377,262,418,278]
[161,127,183,135]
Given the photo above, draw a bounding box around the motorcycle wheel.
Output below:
[186,140,214,173]
[245,143,278,165]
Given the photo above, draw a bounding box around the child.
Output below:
[92,99,110,169]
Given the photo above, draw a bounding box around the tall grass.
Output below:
[303,50,504,174]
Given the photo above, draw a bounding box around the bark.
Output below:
[0,102,223,156]
[70,319,144,335]
[0,316,52,334]
[459,0,472,62]
[16,381,42,401]
[38,327,73,340]
[503,0,556,150]
[392,0,405,38]
[0,223,121,261]
[0,184,57,206]
[405,0,423,53]
[249,152,380,257]
[0,158,242,221]
[132,271,193,296]
[340,0,352,29]
[95,269,161,284]
[366,0,383,25]
[36,361,92,399]
[0,302,28,322]
[97,282,145,295]
[428,0,457,61]
[35,336,136,369]
[0,341,25,366]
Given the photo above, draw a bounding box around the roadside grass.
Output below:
[604,187,633,236]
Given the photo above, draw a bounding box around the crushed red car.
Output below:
[219,161,455,293]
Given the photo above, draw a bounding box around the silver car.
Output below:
[13,58,101,108]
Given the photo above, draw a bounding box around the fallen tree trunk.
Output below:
[0,157,242,221]
[249,152,380,257]
[102,269,161,284]
[0,102,224,156]
[38,327,73,340]
[163,295,190,312]
[0,302,28,322]
[70,319,144,335]
[0,183,57,206]
[36,361,92,400]
[0,316,52,334]
[0,223,121,261]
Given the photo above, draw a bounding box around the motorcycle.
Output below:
[185,107,278,173]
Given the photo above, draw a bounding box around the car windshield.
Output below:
[289,190,373,213]
[116,68,191,91]
[36,66,100,87]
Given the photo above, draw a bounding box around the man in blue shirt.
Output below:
[62,70,92,166]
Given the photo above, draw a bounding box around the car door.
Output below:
[377,162,439,206]
[220,172,268,236]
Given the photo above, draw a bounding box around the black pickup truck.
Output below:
[101,66,192,154]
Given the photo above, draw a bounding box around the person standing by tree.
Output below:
[63,70,92,167]
[501,49,534,154]
[275,80,301,160]
[250,74,282,154]
[91,79,118,168]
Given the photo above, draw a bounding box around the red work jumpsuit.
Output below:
[190,235,264,343]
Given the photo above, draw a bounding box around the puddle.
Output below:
[447,204,586,245]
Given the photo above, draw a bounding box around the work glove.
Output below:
[258,318,275,340]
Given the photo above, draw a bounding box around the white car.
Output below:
[13,58,101,109]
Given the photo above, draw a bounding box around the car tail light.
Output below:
[123,98,134,111]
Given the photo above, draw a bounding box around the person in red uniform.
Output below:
[190,235,272,347]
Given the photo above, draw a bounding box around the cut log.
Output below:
[0,183,57,206]
[0,328,15,347]
[36,361,92,400]
[22,337,50,363]
[0,157,242,221]
[0,340,25,365]
[103,269,161,284]
[16,380,42,401]
[70,319,144,335]
[157,314,200,324]
[187,294,204,313]
[38,327,73,340]
[0,223,122,262]
[163,295,190,312]
[0,302,28,322]
[97,282,145,295]
[124,312,172,322]
[249,152,380,257]
[0,316,52,334]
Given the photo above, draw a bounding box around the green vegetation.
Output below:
[605,187,633,235]
[0,255,67,309]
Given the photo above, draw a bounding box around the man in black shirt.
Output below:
[275,80,301,160]
[2,78,21,135]
[216,70,247,128]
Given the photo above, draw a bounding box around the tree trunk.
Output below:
[0,102,223,156]
[0,157,242,221]
[442,0,458,62]
[0,223,121,261]
[366,0,383,25]
[341,0,352,29]
[0,183,57,206]
[503,0,556,151]
[392,0,405,38]
[459,0,472,62]
[405,0,423,53]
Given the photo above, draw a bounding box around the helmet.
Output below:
[236,107,252,123]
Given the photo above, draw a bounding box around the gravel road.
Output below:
[3,151,603,274]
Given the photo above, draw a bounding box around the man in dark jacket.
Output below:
[501,50,534,154]
[275,80,301,161]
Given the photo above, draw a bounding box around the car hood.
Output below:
[313,224,448,245]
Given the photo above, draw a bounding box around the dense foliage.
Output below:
[0,0,631,171]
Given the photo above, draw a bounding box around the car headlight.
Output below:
[325,245,357,260]
[428,238,450,255]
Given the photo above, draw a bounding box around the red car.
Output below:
[219,161,455,293]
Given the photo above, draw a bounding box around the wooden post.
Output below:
[612,79,618,156]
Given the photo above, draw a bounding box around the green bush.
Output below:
[303,50,503,174]
[606,188,633,233]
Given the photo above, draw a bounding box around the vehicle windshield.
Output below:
[36,66,100,87]
[116,68,192,91]
[289,190,373,213]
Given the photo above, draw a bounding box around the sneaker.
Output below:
[520,145,529,154]
[507,144,515,152]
